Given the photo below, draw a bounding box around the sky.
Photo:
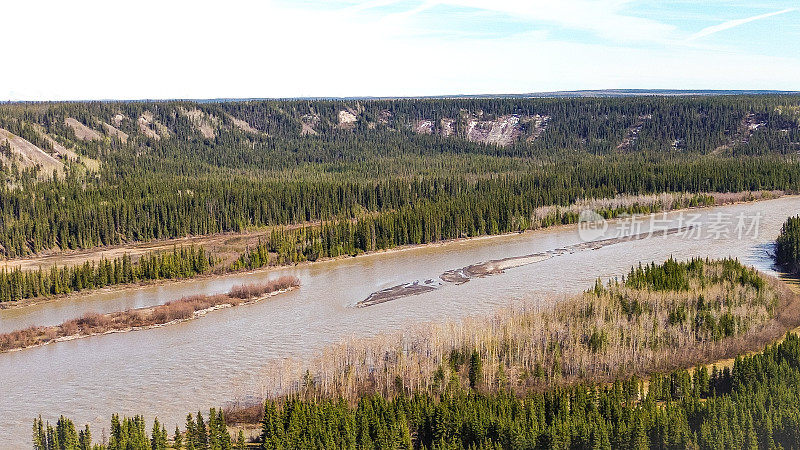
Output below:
[1,0,799,100]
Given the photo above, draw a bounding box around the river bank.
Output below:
[1,190,788,312]
[0,277,299,353]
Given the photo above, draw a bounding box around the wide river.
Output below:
[0,196,797,445]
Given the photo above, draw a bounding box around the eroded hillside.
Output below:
[1,96,799,186]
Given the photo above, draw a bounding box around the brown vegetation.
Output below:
[0,276,299,353]
[261,262,800,403]
[223,401,264,425]
[227,277,299,299]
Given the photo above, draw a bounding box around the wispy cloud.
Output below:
[351,0,677,43]
[687,8,797,41]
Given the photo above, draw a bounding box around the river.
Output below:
[0,196,796,445]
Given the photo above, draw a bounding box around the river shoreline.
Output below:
[0,191,791,312]
[0,281,299,354]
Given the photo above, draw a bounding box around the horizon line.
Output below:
[3,89,800,104]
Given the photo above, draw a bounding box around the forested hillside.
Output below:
[1,96,799,258]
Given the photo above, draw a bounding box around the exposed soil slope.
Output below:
[0,128,64,176]
[64,117,102,141]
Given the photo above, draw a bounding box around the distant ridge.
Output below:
[509,89,800,98]
[191,89,800,103]
[3,89,799,104]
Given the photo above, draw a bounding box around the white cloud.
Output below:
[0,0,798,100]
[687,8,797,41]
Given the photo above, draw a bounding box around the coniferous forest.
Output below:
[777,216,800,274]
[0,246,211,302]
[1,96,799,259]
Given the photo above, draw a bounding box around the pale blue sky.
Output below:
[2,0,798,100]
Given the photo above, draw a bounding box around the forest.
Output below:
[9,96,800,448]
[0,246,212,303]
[33,409,245,450]
[0,96,799,259]
[776,216,800,274]
[0,190,763,304]
[257,333,800,449]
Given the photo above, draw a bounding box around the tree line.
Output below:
[257,334,800,449]
[33,408,246,450]
[624,256,765,293]
[0,246,211,302]
[5,155,798,258]
[777,216,800,274]
[253,196,708,266]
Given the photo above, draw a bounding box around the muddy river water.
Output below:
[0,196,797,445]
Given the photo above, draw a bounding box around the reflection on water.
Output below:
[0,196,797,444]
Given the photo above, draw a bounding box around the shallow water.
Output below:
[0,197,796,445]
